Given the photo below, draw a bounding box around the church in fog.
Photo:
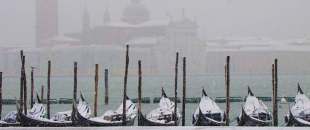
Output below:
[65,0,200,47]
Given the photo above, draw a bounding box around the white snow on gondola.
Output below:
[291,93,310,117]
[285,85,310,126]
[27,98,89,123]
[52,111,72,121]
[194,96,223,116]
[243,94,269,116]
[2,111,18,123]
[27,103,46,119]
[146,96,180,124]
[86,99,137,123]
[77,99,91,119]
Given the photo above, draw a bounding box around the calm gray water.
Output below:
[1,74,310,126]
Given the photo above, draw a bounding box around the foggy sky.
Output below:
[1,0,310,47]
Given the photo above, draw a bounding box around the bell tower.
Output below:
[36,0,58,47]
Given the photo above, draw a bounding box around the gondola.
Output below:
[1,97,42,127]
[192,89,226,126]
[73,95,137,126]
[18,93,90,127]
[138,88,181,126]
[285,84,310,126]
[0,110,20,127]
[237,87,272,126]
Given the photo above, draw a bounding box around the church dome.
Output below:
[121,0,150,25]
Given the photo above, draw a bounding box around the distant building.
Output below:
[66,0,198,46]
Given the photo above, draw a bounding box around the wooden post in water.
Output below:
[104,69,109,105]
[273,59,278,126]
[72,62,78,118]
[41,85,44,101]
[94,64,99,117]
[137,60,142,126]
[122,45,129,126]
[21,55,28,115]
[182,57,186,126]
[0,72,2,120]
[19,50,24,113]
[272,63,275,125]
[73,62,78,102]
[47,60,51,119]
[30,67,34,108]
[174,52,179,126]
[225,56,230,126]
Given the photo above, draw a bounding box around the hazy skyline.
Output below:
[1,0,310,47]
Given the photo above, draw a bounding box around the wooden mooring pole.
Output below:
[30,67,34,108]
[137,60,142,126]
[104,69,109,105]
[72,62,78,119]
[182,57,186,126]
[122,45,129,126]
[174,52,179,126]
[18,50,24,112]
[94,64,99,117]
[47,60,51,119]
[225,56,230,126]
[19,50,24,113]
[0,72,2,120]
[41,85,44,102]
[73,62,78,102]
[273,59,278,126]
[22,55,27,115]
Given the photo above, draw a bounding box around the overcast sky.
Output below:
[1,0,310,47]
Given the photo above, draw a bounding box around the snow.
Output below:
[2,111,18,123]
[87,99,137,123]
[146,96,181,124]
[193,95,224,119]
[291,93,310,116]
[243,95,269,116]
[27,103,46,119]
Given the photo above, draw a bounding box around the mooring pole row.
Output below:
[0,49,287,127]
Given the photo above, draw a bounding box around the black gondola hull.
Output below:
[74,107,135,126]
[237,107,272,126]
[138,112,179,126]
[0,122,20,127]
[19,113,72,127]
[286,110,310,126]
[192,114,225,126]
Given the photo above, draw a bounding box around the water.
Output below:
[1,74,310,126]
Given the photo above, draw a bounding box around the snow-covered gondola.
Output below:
[0,110,20,127]
[285,84,310,126]
[192,89,226,126]
[138,88,181,126]
[73,95,137,126]
[18,93,90,127]
[237,87,272,126]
